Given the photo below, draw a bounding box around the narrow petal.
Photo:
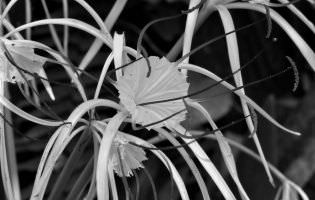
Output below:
[96,112,127,200]
[216,4,274,184]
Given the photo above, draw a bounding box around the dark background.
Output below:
[1,0,315,199]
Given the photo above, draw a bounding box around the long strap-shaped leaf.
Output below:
[188,100,250,200]
[0,81,20,200]
[155,127,210,200]
[94,53,114,99]
[173,124,237,200]
[181,0,201,74]
[225,2,315,72]
[216,4,274,185]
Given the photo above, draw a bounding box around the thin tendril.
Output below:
[181,0,206,14]
[132,109,186,131]
[136,0,207,57]
[205,66,294,99]
[106,57,144,78]
[138,46,152,77]
[137,14,183,56]
[140,42,289,107]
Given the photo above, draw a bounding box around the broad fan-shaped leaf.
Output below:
[116,56,189,129]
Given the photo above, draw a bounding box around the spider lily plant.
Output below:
[0,0,314,200]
